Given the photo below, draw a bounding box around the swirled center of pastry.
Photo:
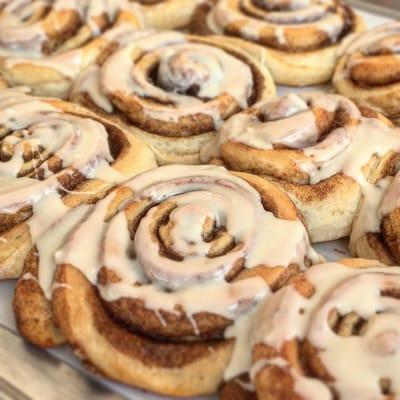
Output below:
[157,49,215,97]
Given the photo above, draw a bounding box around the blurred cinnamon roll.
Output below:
[0,1,142,98]
[202,93,400,243]
[250,258,400,400]
[70,30,275,164]
[0,87,156,283]
[191,0,364,86]
[334,21,400,123]
[16,164,321,395]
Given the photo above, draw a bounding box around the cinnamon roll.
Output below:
[134,0,204,29]
[21,164,322,395]
[202,93,400,244]
[334,21,400,123]
[250,258,400,400]
[190,0,364,86]
[0,2,141,98]
[70,30,275,164]
[0,87,156,283]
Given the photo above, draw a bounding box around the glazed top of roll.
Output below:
[70,29,274,137]
[204,92,400,250]
[0,0,139,58]
[250,259,400,400]
[193,0,357,52]
[334,21,400,87]
[0,87,155,254]
[43,165,321,348]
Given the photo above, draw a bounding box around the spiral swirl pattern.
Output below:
[71,29,273,163]
[251,260,400,400]
[204,0,354,51]
[72,30,272,137]
[51,165,320,341]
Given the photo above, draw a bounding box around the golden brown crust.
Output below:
[31,165,319,396]
[213,96,387,243]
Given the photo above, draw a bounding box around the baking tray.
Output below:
[0,7,393,400]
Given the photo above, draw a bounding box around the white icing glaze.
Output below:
[54,165,321,335]
[251,261,400,400]
[73,30,255,127]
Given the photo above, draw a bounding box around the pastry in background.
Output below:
[70,30,275,164]
[191,0,364,86]
[0,2,142,99]
[334,21,400,123]
[202,92,400,246]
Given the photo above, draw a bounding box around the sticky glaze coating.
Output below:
[23,164,322,396]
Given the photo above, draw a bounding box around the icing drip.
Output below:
[54,165,320,334]
[73,30,254,127]
[251,262,400,400]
